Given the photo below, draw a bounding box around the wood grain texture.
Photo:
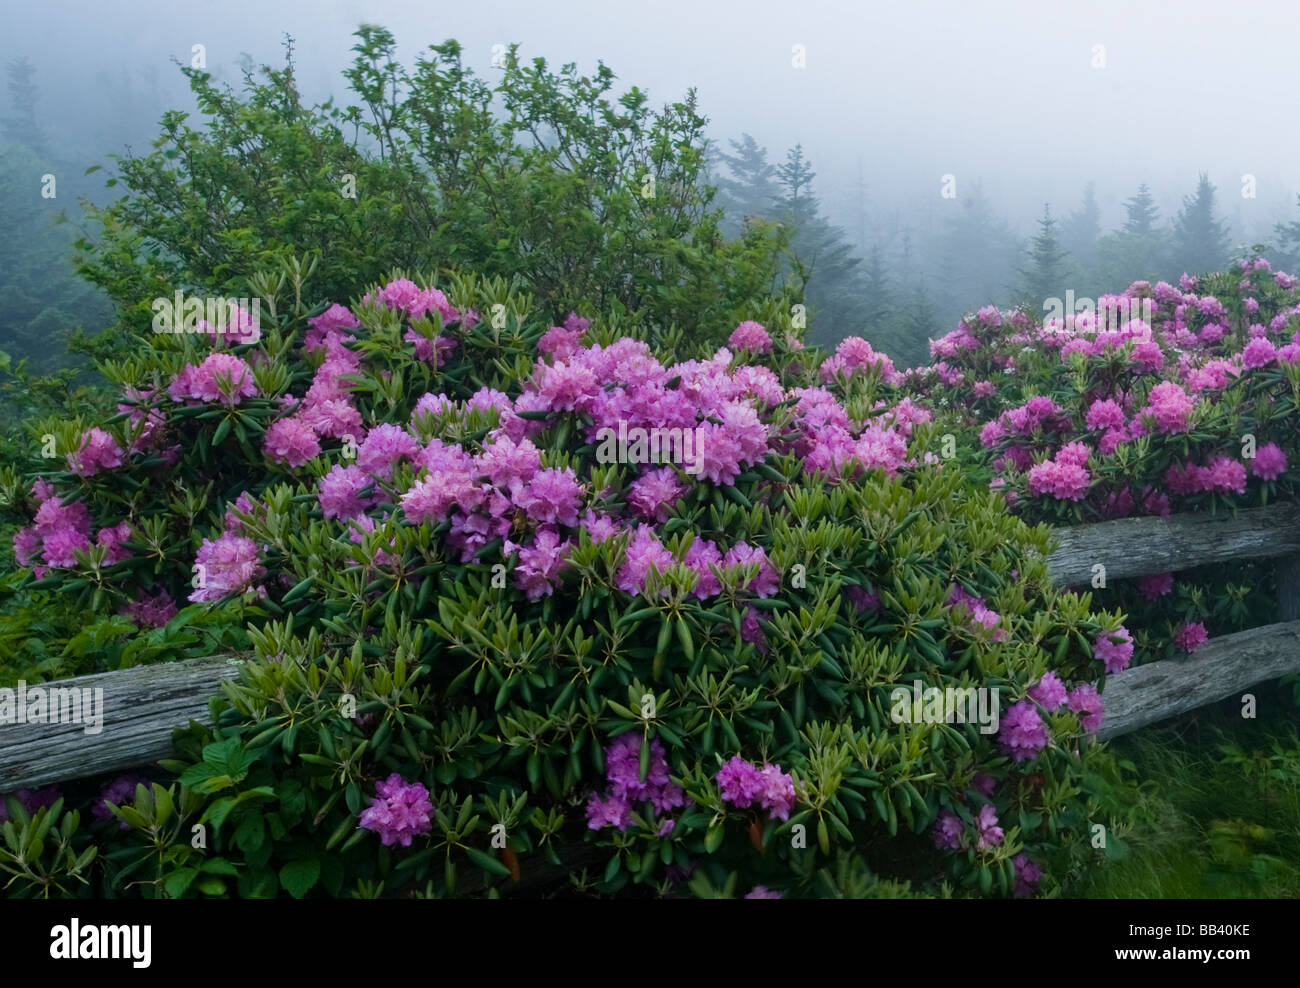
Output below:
[4,508,1300,788]
[1098,620,1300,740]
[1047,503,1300,587]
[1277,554,1300,623]
[0,655,240,790]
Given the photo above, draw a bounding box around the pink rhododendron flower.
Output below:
[1067,683,1104,734]
[998,700,1049,762]
[189,533,266,603]
[1173,621,1208,653]
[67,428,125,477]
[263,417,321,468]
[1250,442,1287,481]
[728,320,773,354]
[1137,573,1174,601]
[1093,627,1134,674]
[358,773,434,847]
[1029,671,1068,710]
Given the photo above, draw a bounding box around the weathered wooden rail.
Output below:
[3,504,1299,788]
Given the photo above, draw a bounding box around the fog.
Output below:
[6,0,1300,359]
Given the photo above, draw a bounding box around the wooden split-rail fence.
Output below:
[3,504,1300,790]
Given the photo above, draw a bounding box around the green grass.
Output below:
[1078,685,1300,898]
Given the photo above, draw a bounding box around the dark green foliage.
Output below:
[74,30,793,348]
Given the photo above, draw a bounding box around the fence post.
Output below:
[1279,554,1300,622]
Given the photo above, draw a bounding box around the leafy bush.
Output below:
[897,264,1300,668]
[74,29,793,353]
[0,263,1131,898]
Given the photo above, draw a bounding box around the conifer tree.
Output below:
[1170,172,1231,276]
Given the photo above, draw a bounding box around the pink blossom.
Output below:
[263,417,321,468]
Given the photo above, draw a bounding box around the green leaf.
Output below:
[279,858,321,899]
[164,868,198,898]
[465,846,511,877]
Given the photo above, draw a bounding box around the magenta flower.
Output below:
[627,467,687,523]
[263,417,321,468]
[728,320,773,354]
[356,424,421,480]
[1093,627,1134,674]
[516,467,583,527]
[1067,683,1104,734]
[510,529,572,600]
[616,525,676,596]
[67,428,125,477]
[358,773,435,848]
[721,542,780,597]
[189,533,266,603]
[1029,671,1068,710]
[171,352,259,405]
[744,886,782,899]
[1137,572,1174,601]
[318,464,374,521]
[716,756,797,821]
[998,700,1049,762]
[1142,381,1195,435]
[120,589,178,628]
[587,734,685,831]
[1014,854,1043,898]
[975,804,1003,850]
[1250,442,1288,481]
[1172,621,1208,654]
[932,810,964,850]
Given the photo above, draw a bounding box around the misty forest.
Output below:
[1,1,1299,906]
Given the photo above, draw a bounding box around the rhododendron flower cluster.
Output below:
[189,533,267,603]
[586,734,687,831]
[170,352,259,406]
[715,755,798,821]
[358,773,435,847]
[1172,621,1209,654]
[1093,627,1134,674]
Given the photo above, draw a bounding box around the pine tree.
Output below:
[1094,182,1170,287]
[714,133,779,230]
[1170,173,1231,276]
[3,57,47,156]
[1061,182,1101,282]
[772,144,864,346]
[1122,183,1160,236]
[776,144,818,224]
[926,180,1021,320]
[1016,205,1070,308]
[1272,193,1300,272]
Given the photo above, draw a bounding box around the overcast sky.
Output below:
[8,0,1299,235]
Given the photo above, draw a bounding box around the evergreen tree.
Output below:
[714,133,779,233]
[776,144,817,221]
[926,180,1021,320]
[1170,173,1231,276]
[1061,182,1101,283]
[772,144,864,347]
[3,57,46,156]
[904,279,943,361]
[1015,205,1070,308]
[1095,182,1170,287]
[1122,183,1160,236]
[1271,193,1300,272]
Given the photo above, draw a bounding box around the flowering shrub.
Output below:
[0,266,1131,899]
[902,257,1300,667]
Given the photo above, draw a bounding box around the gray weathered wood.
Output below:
[3,506,1299,789]
[1047,503,1300,587]
[1278,554,1300,623]
[1097,619,1300,740]
[0,654,240,791]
